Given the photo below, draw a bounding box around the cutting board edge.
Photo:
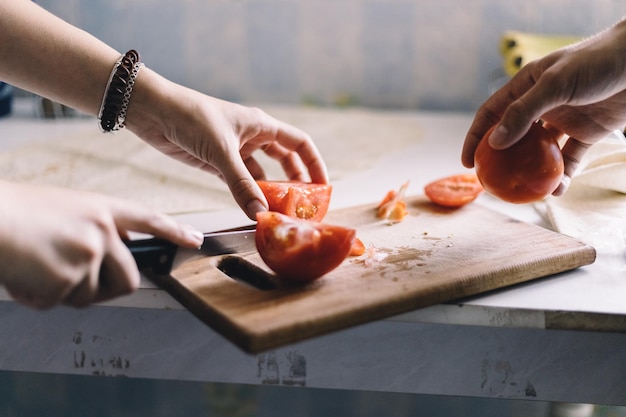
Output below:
[145,271,261,352]
[225,243,598,353]
[150,199,599,354]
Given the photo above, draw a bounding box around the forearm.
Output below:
[0,0,119,115]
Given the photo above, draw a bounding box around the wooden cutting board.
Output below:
[147,196,596,353]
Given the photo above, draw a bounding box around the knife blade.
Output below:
[125,226,256,275]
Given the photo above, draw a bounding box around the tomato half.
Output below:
[257,181,332,222]
[424,174,483,207]
[255,211,356,282]
[474,121,564,204]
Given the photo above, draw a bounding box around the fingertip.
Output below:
[313,170,330,185]
[461,149,475,168]
[181,224,204,248]
[301,151,329,184]
[552,175,571,196]
[488,124,510,149]
[245,199,268,220]
[225,172,269,220]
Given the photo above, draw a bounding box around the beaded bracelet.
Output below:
[98,50,144,132]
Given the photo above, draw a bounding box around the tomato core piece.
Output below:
[474,122,564,204]
[376,181,410,222]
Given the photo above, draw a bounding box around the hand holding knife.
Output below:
[125,225,256,274]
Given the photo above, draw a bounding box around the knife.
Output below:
[125,225,257,275]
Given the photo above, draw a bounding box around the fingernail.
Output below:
[191,230,204,243]
[183,225,204,246]
[246,199,267,218]
[489,124,509,148]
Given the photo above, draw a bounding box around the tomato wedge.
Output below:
[257,181,332,222]
[349,237,366,256]
[424,174,483,207]
[256,211,356,282]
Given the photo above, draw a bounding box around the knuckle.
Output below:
[230,177,256,197]
[248,106,267,121]
[74,228,106,262]
[249,107,277,135]
[82,208,118,248]
[506,99,531,120]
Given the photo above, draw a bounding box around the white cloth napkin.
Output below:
[537,130,626,254]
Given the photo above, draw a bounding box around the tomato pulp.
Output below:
[257,181,332,222]
[474,121,564,204]
[255,211,356,282]
[424,174,483,207]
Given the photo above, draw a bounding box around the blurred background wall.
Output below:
[36,0,626,112]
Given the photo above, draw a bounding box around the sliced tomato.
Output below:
[376,181,410,222]
[349,237,366,256]
[256,211,356,282]
[257,180,332,222]
[424,174,483,208]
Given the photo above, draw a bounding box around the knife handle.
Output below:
[124,238,177,275]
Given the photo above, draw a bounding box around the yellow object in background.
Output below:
[500,31,581,77]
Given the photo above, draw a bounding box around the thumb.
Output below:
[221,157,269,220]
[489,75,564,150]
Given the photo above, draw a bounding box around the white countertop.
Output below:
[2,99,625,333]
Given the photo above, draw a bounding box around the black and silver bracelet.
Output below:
[98,50,144,132]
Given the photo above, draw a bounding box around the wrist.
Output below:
[123,67,175,137]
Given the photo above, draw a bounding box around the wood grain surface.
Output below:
[148,196,596,353]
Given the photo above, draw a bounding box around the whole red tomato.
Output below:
[257,181,332,222]
[474,121,564,204]
[255,211,355,282]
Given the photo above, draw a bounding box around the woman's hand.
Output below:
[462,18,626,195]
[127,70,329,220]
[0,181,203,309]
[0,1,329,221]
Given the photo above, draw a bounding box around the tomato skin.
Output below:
[257,181,332,222]
[424,174,483,207]
[474,122,564,204]
[255,211,356,282]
